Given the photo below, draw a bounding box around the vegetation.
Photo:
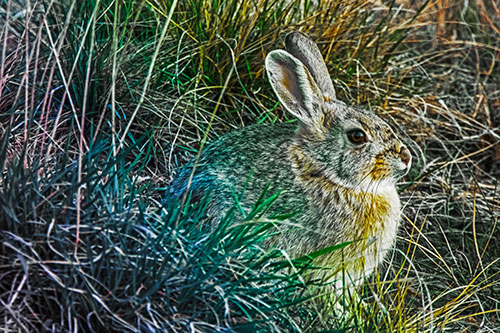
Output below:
[1,0,499,331]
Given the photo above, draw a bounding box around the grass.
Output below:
[1,0,499,331]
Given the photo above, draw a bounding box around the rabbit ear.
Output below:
[285,32,336,100]
[266,50,325,132]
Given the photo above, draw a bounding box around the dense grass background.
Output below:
[1,0,499,331]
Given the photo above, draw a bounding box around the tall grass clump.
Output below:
[1,0,499,331]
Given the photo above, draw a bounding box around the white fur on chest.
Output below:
[329,185,402,289]
[356,186,401,284]
[374,186,401,254]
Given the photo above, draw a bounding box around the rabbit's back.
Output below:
[168,122,305,219]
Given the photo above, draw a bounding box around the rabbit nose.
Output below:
[400,146,411,166]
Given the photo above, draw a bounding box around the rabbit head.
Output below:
[266,32,411,193]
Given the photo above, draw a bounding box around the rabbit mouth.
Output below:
[396,160,411,176]
[394,151,412,178]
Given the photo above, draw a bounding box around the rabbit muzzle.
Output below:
[394,144,412,177]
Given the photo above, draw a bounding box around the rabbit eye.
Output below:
[347,129,368,144]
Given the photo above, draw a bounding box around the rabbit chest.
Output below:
[344,185,401,253]
[306,181,401,284]
[309,176,401,260]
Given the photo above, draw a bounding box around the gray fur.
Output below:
[168,33,412,288]
[285,31,336,99]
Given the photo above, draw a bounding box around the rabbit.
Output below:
[168,32,412,289]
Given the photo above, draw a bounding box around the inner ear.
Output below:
[266,50,325,134]
[279,62,311,112]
